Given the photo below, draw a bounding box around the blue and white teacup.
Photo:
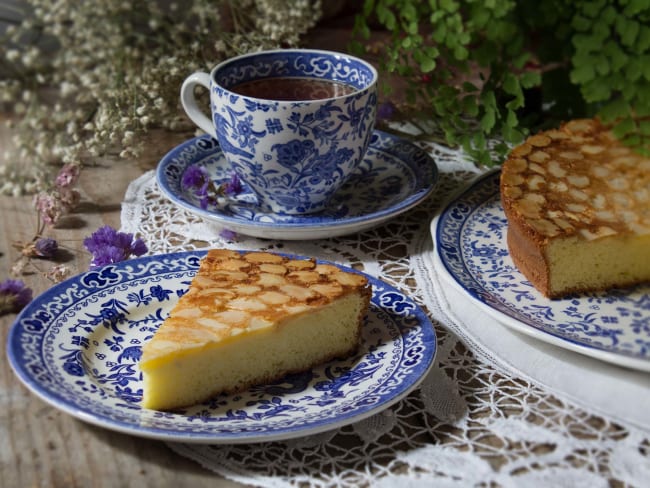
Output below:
[180,49,378,215]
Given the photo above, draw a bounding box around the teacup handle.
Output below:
[180,72,215,136]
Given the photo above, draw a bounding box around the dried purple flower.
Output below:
[223,172,243,196]
[182,166,244,209]
[83,225,148,268]
[35,237,59,258]
[33,192,64,227]
[0,279,33,315]
[55,163,81,188]
[181,165,209,189]
[219,228,238,241]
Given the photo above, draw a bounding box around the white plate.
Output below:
[7,251,437,443]
[156,131,438,240]
[434,171,650,372]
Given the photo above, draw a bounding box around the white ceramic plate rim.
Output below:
[433,170,650,372]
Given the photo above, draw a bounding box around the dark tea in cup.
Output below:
[229,77,357,101]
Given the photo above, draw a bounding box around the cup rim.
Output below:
[209,48,378,103]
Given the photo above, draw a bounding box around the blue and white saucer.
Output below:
[7,251,437,443]
[434,171,650,372]
[156,131,438,240]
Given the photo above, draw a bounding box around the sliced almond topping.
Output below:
[503,186,523,199]
[283,304,311,315]
[248,317,274,331]
[529,162,546,175]
[259,263,287,275]
[193,275,219,288]
[567,175,590,188]
[257,272,287,287]
[551,217,574,231]
[528,135,551,147]
[591,194,606,210]
[279,284,317,301]
[233,284,262,295]
[568,188,589,201]
[611,192,632,208]
[579,226,617,240]
[286,259,316,270]
[547,160,567,178]
[333,271,367,287]
[529,150,550,163]
[244,252,285,264]
[594,210,616,222]
[229,297,268,312]
[219,259,250,271]
[591,166,610,179]
[502,172,524,186]
[527,175,545,191]
[212,270,249,281]
[197,287,236,297]
[197,317,230,330]
[314,264,340,275]
[559,151,584,160]
[288,270,321,284]
[510,144,532,158]
[173,308,202,319]
[310,283,343,298]
[613,156,638,167]
[565,203,587,213]
[564,119,595,133]
[214,309,250,325]
[580,144,604,155]
[258,291,290,305]
[549,181,568,192]
[545,129,569,140]
[528,218,560,237]
[607,177,629,191]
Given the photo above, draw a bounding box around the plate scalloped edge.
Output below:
[433,170,650,373]
[155,130,439,240]
[7,250,438,443]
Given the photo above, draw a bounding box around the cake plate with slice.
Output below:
[7,250,437,443]
[434,171,650,372]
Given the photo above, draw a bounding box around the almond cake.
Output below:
[140,249,372,410]
[500,118,650,298]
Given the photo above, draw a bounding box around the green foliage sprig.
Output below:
[354,0,650,166]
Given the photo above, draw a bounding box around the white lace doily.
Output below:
[121,141,650,487]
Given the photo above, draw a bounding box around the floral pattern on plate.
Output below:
[7,251,437,443]
[435,171,650,372]
[155,130,438,240]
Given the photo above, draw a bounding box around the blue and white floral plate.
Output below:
[434,171,650,372]
[156,131,438,240]
[7,251,437,443]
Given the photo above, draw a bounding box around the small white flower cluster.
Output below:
[0,0,323,195]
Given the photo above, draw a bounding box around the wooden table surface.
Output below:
[0,123,245,487]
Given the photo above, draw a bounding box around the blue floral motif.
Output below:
[8,250,436,441]
[436,171,650,365]
[157,131,437,234]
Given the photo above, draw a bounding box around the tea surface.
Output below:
[230,77,356,101]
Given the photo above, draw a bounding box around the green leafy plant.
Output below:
[354,0,650,165]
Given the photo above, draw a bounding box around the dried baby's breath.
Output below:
[0,0,323,195]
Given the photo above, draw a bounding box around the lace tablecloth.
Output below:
[121,140,649,487]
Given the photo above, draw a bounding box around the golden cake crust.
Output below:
[500,118,650,297]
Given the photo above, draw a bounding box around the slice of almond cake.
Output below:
[140,249,371,410]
